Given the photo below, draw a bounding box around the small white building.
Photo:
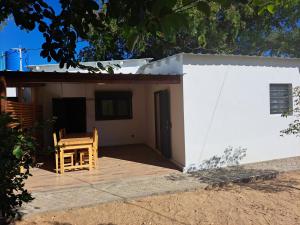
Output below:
[13,53,300,171]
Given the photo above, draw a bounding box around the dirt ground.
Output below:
[16,171,300,225]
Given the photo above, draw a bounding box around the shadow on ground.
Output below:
[178,166,300,193]
[237,176,300,193]
[10,221,116,225]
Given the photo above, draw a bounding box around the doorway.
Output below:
[154,90,172,159]
[52,97,86,133]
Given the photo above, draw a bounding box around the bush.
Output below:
[0,113,36,220]
[281,86,300,136]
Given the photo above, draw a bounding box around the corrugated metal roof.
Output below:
[0,70,181,86]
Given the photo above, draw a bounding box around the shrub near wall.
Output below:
[0,113,36,221]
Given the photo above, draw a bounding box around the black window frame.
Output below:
[269,83,293,115]
[95,91,133,120]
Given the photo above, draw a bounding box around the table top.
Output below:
[58,133,93,146]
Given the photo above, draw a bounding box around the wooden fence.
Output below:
[5,101,42,129]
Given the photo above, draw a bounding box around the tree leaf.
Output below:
[13,145,23,159]
[267,4,276,14]
[197,1,211,16]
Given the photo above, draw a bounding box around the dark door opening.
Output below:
[52,97,86,133]
[154,90,172,159]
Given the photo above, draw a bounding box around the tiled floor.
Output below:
[26,145,180,192]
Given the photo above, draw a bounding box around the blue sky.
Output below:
[0,1,88,67]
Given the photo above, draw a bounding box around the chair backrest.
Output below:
[59,128,66,139]
[93,128,98,150]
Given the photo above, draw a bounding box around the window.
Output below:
[270,84,293,115]
[95,91,132,120]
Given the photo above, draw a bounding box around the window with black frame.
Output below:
[270,84,293,115]
[95,91,133,120]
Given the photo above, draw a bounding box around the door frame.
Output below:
[154,90,172,158]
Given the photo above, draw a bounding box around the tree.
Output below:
[1,0,286,68]
[79,0,300,61]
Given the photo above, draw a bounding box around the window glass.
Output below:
[95,91,132,120]
[270,84,293,115]
[101,100,114,116]
[116,100,130,116]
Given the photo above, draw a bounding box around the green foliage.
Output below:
[0,114,36,220]
[79,0,300,60]
[281,87,300,137]
[1,1,296,66]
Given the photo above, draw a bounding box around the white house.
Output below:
[5,53,299,171]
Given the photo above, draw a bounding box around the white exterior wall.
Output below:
[182,54,300,169]
[136,54,185,167]
[145,82,185,167]
[39,83,147,147]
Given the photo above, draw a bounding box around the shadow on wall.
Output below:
[185,146,247,172]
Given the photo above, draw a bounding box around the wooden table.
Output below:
[58,133,93,174]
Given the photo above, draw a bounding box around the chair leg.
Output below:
[93,148,97,168]
[70,154,74,166]
[55,151,59,174]
[80,152,83,165]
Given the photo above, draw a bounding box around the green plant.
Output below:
[281,86,300,136]
[0,0,287,68]
[0,113,36,220]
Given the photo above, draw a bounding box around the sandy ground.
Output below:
[16,171,300,225]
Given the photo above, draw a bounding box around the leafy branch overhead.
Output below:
[80,0,300,61]
[0,0,293,68]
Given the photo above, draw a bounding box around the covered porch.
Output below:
[26,145,180,192]
[1,70,184,191]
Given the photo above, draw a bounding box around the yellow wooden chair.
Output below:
[59,128,66,139]
[53,132,75,174]
[79,128,98,167]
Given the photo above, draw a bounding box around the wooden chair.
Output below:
[53,132,75,174]
[59,128,66,139]
[79,128,98,167]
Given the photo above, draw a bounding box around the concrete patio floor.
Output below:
[26,144,181,192]
[20,151,300,217]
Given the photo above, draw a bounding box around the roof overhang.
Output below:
[0,71,181,87]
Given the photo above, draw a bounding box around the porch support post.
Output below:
[31,87,37,125]
[0,76,7,113]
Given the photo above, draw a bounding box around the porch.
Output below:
[26,145,180,192]
[0,71,185,191]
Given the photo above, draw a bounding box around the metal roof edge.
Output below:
[181,52,300,61]
[27,58,154,69]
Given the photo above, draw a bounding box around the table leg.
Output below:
[60,148,64,174]
[88,145,93,171]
